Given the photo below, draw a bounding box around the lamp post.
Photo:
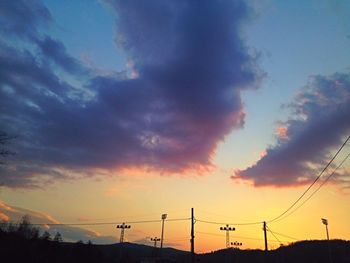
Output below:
[151,237,161,248]
[116,223,131,243]
[220,224,235,248]
[321,218,329,240]
[321,218,333,263]
[160,214,167,248]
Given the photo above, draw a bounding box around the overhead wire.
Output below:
[271,151,350,223]
[266,227,299,241]
[195,218,262,226]
[266,226,282,244]
[267,135,350,224]
[31,217,190,227]
[196,209,260,223]
[166,218,191,222]
[195,231,290,243]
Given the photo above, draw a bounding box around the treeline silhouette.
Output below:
[0,216,188,262]
[0,216,112,263]
[2,216,350,263]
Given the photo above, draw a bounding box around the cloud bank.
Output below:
[0,0,262,187]
[234,72,350,187]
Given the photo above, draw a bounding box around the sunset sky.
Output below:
[1,0,350,253]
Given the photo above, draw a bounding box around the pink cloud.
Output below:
[233,72,350,187]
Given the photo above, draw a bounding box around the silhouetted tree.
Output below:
[0,220,9,232]
[41,230,51,241]
[17,215,31,237]
[16,215,40,239]
[53,232,63,242]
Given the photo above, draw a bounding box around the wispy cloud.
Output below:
[0,200,117,244]
[233,72,350,187]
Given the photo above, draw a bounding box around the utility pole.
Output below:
[220,224,235,248]
[160,214,167,249]
[263,221,268,251]
[191,208,195,263]
[151,237,161,248]
[116,223,131,243]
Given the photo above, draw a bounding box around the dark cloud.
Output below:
[0,0,262,187]
[35,36,86,75]
[0,0,51,40]
[233,72,350,187]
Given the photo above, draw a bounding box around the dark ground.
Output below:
[1,221,350,262]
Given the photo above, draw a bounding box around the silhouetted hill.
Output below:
[197,239,350,263]
[0,224,190,262]
[2,218,350,262]
[97,242,190,262]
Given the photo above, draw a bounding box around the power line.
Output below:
[196,218,262,226]
[196,231,258,241]
[272,152,350,223]
[196,209,259,223]
[30,217,190,226]
[266,226,282,244]
[269,231,282,244]
[167,218,191,222]
[195,231,290,243]
[267,135,350,224]
[267,229,299,241]
[31,222,128,226]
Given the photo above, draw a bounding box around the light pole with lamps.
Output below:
[321,218,329,240]
[151,237,161,248]
[220,224,235,248]
[116,223,131,243]
[321,218,333,263]
[231,241,242,249]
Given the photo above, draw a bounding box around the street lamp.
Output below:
[220,224,235,248]
[321,218,333,263]
[116,223,131,243]
[160,214,167,248]
[321,218,329,240]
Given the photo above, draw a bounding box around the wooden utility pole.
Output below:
[191,208,195,263]
[263,221,268,251]
[160,214,167,249]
